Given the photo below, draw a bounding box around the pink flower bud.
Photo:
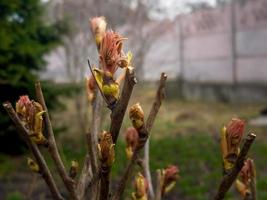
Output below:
[90,16,107,46]
[16,95,31,117]
[226,118,245,157]
[125,127,139,150]
[163,165,179,188]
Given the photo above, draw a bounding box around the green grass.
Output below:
[60,133,266,200]
[109,134,267,200]
[1,132,266,199]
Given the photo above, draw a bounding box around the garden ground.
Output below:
[1,82,267,200]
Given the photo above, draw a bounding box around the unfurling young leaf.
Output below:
[93,68,120,107]
[132,173,148,200]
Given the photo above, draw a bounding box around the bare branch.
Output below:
[77,155,92,200]
[214,133,256,200]
[35,82,78,200]
[112,73,167,200]
[110,67,137,143]
[98,67,136,199]
[144,72,167,199]
[146,73,167,132]
[78,80,103,199]
[3,102,64,200]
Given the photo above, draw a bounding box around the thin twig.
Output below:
[35,82,78,200]
[214,133,256,200]
[27,174,38,199]
[144,139,154,199]
[112,73,167,200]
[90,91,102,173]
[110,67,137,143]
[90,90,103,200]
[144,72,167,199]
[146,73,167,132]
[3,102,64,200]
[79,69,103,200]
[155,169,162,200]
[77,155,92,200]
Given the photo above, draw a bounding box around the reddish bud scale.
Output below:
[125,127,139,150]
[226,118,245,156]
[240,159,253,187]
[226,118,245,140]
[88,76,96,91]
[163,165,179,187]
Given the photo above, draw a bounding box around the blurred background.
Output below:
[1,0,267,199]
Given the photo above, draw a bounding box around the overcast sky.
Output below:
[149,0,217,19]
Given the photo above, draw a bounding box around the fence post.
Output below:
[230,0,237,85]
[178,16,184,83]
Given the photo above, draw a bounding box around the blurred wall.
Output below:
[178,0,267,85]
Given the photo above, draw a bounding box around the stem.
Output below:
[77,154,92,200]
[35,82,77,200]
[144,72,167,199]
[3,102,64,200]
[112,150,139,200]
[99,165,111,200]
[214,133,256,200]
[146,73,167,132]
[97,67,136,200]
[110,67,137,143]
[144,139,154,199]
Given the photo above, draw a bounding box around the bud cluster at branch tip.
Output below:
[88,16,133,109]
[129,103,145,131]
[220,118,245,171]
[160,165,179,196]
[16,96,47,145]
